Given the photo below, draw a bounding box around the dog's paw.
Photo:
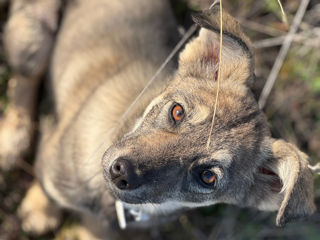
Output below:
[0,109,33,170]
[18,182,62,235]
[56,224,103,240]
[19,205,61,235]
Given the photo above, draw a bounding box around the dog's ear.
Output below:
[257,139,316,227]
[179,5,253,85]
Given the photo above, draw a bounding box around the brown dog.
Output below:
[1,0,316,239]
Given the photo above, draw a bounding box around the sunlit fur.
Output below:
[4,0,315,238]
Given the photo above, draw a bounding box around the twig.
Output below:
[253,27,320,48]
[258,0,310,109]
[17,159,34,176]
[253,33,306,48]
[277,0,288,27]
[240,18,285,36]
[81,24,198,166]
[207,0,223,149]
[115,23,198,127]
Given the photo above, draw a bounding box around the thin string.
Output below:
[207,0,223,149]
[277,0,288,27]
[114,24,198,129]
[85,24,198,165]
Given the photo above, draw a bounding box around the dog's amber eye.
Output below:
[201,170,216,185]
[171,104,184,122]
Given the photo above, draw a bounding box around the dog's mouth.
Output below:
[258,167,283,193]
[109,188,151,204]
[115,200,151,229]
[115,200,187,229]
[104,168,165,205]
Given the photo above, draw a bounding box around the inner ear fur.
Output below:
[258,139,316,227]
[178,5,254,85]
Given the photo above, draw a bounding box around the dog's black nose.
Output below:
[109,158,140,190]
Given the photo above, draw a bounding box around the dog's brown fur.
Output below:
[1,0,316,239]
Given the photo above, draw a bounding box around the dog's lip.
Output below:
[103,174,147,204]
[112,190,149,204]
[105,180,166,205]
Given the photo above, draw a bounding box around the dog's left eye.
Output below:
[170,103,184,122]
[201,170,216,185]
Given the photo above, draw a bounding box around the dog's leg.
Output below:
[63,226,102,240]
[0,0,61,170]
[60,220,105,240]
[79,214,152,240]
[18,181,62,235]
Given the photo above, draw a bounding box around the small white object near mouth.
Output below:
[115,200,150,229]
[115,199,219,229]
[115,200,126,229]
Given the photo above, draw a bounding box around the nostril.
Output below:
[115,164,121,172]
[112,162,122,174]
[118,179,129,189]
[110,158,128,178]
[108,158,140,190]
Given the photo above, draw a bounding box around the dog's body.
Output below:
[37,0,178,215]
[1,0,316,239]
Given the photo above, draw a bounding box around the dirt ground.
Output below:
[0,0,320,239]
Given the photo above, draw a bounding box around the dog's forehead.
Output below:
[167,75,250,105]
[197,149,233,165]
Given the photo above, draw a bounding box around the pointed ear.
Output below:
[179,6,253,85]
[257,139,316,227]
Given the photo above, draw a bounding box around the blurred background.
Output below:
[0,0,320,239]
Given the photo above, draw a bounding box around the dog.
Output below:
[1,0,316,239]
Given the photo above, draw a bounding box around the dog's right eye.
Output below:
[170,103,184,123]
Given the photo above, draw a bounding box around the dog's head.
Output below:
[103,6,315,226]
